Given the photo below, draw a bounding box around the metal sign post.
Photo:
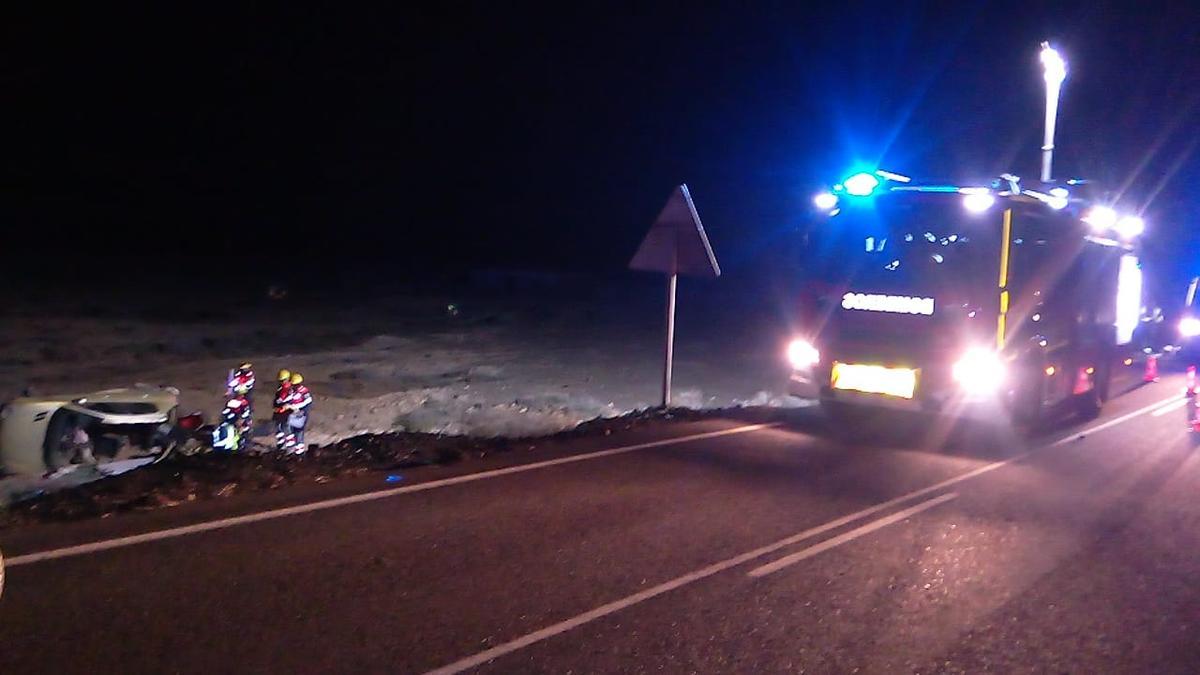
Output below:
[662,273,677,406]
[629,184,720,408]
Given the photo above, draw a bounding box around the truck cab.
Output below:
[787,173,1149,426]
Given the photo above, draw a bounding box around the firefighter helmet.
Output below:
[290,373,304,385]
[278,369,291,382]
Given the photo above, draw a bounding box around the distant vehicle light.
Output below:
[1180,317,1200,338]
[813,192,838,210]
[1083,206,1117,232]
[1115,215,1145,239]
[786,339,820,369]
[952,347,1006,395]
[843,172,881,197]
[1045,366,1056,376]
[962,192,996,213]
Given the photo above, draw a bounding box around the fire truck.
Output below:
[785,43,1159,428]
[786,171,1154,426]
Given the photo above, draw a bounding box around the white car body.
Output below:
[0,385,178,476]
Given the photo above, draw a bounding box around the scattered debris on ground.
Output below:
[0,406,796,527]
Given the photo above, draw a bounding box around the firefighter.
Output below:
[273,369,293,449]
[213,398,246,452]
[227,361,256,418]
[225,362,256,442]
[283,372,313,454]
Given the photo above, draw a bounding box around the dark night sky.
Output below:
[3,2,1199,295]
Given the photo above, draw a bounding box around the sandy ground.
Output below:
[0,279,802,451]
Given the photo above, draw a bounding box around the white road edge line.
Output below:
[5,422,777,568]
[1150,397,1188,417]
[747,493,959,578]
[1050,394,1181,446]
[425,392,1180,674]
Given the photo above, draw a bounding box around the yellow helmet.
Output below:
[277,369,291,382]
[238,362,253,372]
[290,373,304,385]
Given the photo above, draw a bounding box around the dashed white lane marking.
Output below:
[6,423,777,567]
[427,393,1180,674]
[747,493,959,578]
[1150,397,1188,417]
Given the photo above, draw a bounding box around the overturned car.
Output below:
[0,385,179,476]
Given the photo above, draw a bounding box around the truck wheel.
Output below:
[1076,362,1112,420]
[1012,369,1046,429]
[1096,361,1112,402]
[1074,387,1103,420]
[958,419,1017,455]
[820,398,863,439]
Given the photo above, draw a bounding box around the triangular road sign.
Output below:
[629,184,720,278]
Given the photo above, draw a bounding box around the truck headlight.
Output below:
[952,347,1006,395]
[786,339,820,369]
[1180,317,1200,338]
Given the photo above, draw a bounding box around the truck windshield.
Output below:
[805,196,1000,307]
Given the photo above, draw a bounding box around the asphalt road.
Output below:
[1,376,1198,674]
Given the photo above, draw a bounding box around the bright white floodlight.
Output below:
[1039,42,1067,183]
[813,192,838,210]
[1040,43,1067,86]
[963,192,996,213]
[1116,215,1145,239]
[1083,205,1118,232]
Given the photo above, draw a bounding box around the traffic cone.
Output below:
[1143,355,1159,383]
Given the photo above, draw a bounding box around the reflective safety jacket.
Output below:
[273,383,293,414]
[212,422,240,451]
[228,369,256,396]
[223,396,251,421]
[287,384,313,412]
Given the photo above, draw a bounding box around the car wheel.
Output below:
[42,410,75,472]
